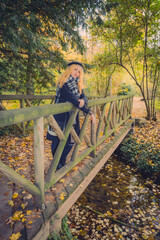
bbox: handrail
[0,93,134,208]
[0,94,103,100]
[0,94,55,100]
[0,94,133,127]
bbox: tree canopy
[89,0,160,119]
[0,0,106,94]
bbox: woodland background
[0,1,160,239]
[0,0,160,118]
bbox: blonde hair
[57,64,84,94]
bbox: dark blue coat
[46,80,91,142]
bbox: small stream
[67,156,160,239]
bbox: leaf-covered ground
[67,157,160,240]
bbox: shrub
[117,83,132,96]
[116,135,160,182]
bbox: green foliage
[0,0,105,94]
[90,0,160,119]
[116,136,160,183]
[117,83,132,96]
[49,216,76,240]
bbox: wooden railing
[0,94,55,109]
[0,95,55,133]
[0,94,134,208]
[0,94,100,133]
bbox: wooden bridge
[0,94,134,240]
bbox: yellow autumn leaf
[21,203,27,209]
[28,221,33,224]
[21,204,25,209]
[22,218,26,222]
[59,192,66,200]
[9,232,21,240]
[73,167,78,171]
[12,192,18,199]
[8,200,14,207]
[26,210,32,215]
[107,211,112,216]
[142,235,148,240]
[17,167,23,170]
[59,178,65,183]
[20,213,25,218]
[12,211,23,221]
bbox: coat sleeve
[80,90,88,106]
[60,83,91,114]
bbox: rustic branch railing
[0,94,55,108]
[0,94,134,208]
[0,94,101,133]
[0,95,56,133]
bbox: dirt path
[132,96,147,118]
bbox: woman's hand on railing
[78,99,85,108]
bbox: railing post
[91,106,96,157]
[34,117,45,208]
[20,99,25,134]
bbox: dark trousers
[51,137,73,170]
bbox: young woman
[47,61,95,170]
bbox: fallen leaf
[59,192,66,200]
[59,178,65,183]
[22,218,26,222]
[26,210,32,215]
[9,232,21,240]
[8,200,14,207]
[21,203,28,209]
[12,211,23,221]
[12,192,18,199]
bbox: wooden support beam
[96,103,108,140]
[34,117,45,207]
[45,110,78,184]
[46,115,65,141]
[70,127,81,144]
[0,161,41,197]
[96,105,102,121]
[91,106,97,157]
[20,99,25,134]
[0,101,6,111]
[70,114,90,163]
[25,99,32,107]
[104,101,114,135]
[84,134,92,147]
